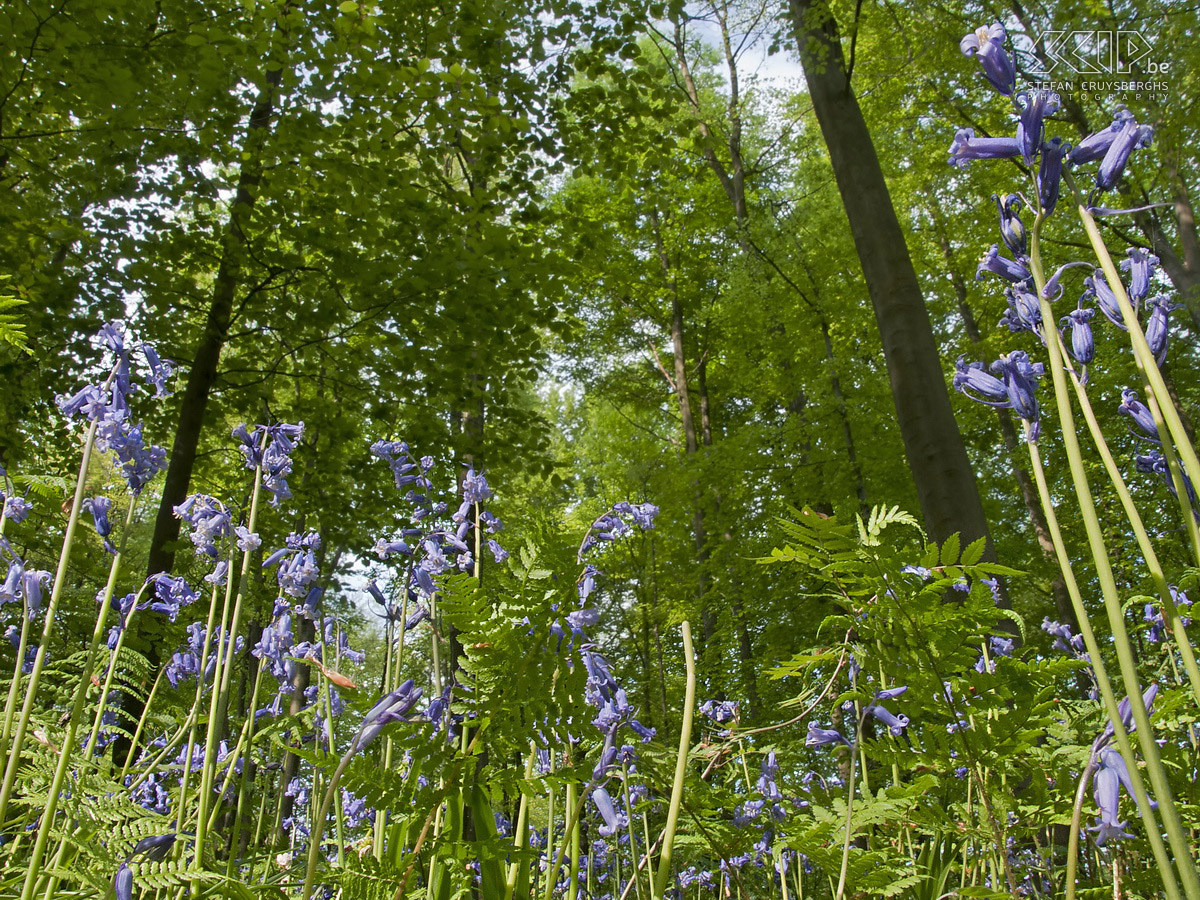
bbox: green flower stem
[302,738,359,900]
[0,417,98,827]
[119,666,167,783]
[1024,425,1180,900]
[0,592,35,750]
[1030,212,1200,898]
[224,658,269,879]
[1071,175,1200,499]
[1066,752,1101,900]
[621,761,647,900]
[503,745,536,900]
[1059,358,1200,709]
[193,459,264,889]
[84,577,153,758]
[19,493,136,900]
[652,619,696,900]
[542,773,590,900]
[834,712,862,900]
[566,772,581,900]
[1145,390,1200,567]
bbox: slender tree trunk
[787,0,995,555]
[146,62,284,578]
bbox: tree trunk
[787,0,995,555]
[146,62,284,578]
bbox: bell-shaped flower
[82,496,117,555]
[999,283,1043,335]
[1060,307,1096,365]
[1143,296,1177,364]
[1096,117,1153,191]
[1016,90,1060,165]
[1038,138,1070,215]
[976,245,1031,283]
[355,680,423,751]
[1120,248,1159,303]
[948,129,1021,168]
[114,862,133,900]
[1084,272,1128,330]
[806,723,849,747]
[1118,389,1161,443]
[959,24,1015,96]
[591,787,628,837]
[992,194,1027,257]
[1069,108,1134,165]
[865,702,909,736]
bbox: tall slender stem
[652,620,695,899]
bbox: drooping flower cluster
[56,321,170,496]
[233,422,304,506]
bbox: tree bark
[146,61,284,578]
[787,0,995,554]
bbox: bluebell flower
[139,344,174,398]
[2,495,32,524]
[1038,137,1069,215]
[1084,272,1128,330]
[866,702,909,735]
[1136,451,1197,508]
[1059,306,1095,365]
[1041,261,1092,301]
[992,194,1027,257]
[173,495,231,560]
[1016,91,1060,166]
[993,351,1043,433]
[948,129,1021,168]
[1096,116,1153,191]
[461,466,492,505]
[806,723,849,747]
[591,787,628,837]
[976,245,1031,284]
[234,526,261,552]
[1118,389,1161,443]
[234,422,304,506]
[148,573,197,622]
[82,496,117,555]
[1143,296,1177,364]
[130,833,177,861]
[1069,108,1135,165]
[114,862,133,900]
[1120,249,1159,303]
[486,539,508,563]
[953,356,1009,406]
[1089,749,1135,845]
[356,680,423,750]
[699,699,738,724]
[959,24,1016,96]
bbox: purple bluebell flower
[1038,137,1069,215]
[486,539,508,563]
[1120,249,1159,303]
[699,699,738,724]
[139,344,174,398]
[130,833,177,861]
[265,532,322,598]
[1060,306,1096,365]
[356,680,423,750]
[114,862,133,900]
[977,245,1031,284]
[992,351,1044,434]
[591,787,627,837]
[952,356,1009,406]
[992,194,1027,257]
[234,423,303,506]
[1137,451,1197,508]
[959,24,1015,96]
[173,495,231,560]
[234,526,261,552]
[948,129,1020,169]
[82,496,117,555]
[1069,108,1134,165]
[1085,272,1128,329]
[148,573,197,622]
[1096,117,1153,191]
[1041,261,1093,300]
[1016,91,1060,166]
[1118,388,1161,443]
[1101,684,1159,741]
[866,702,909,735]
[461,466,492,505]
[2,495,32,524]
[1143,296,1177,364]
[806,723,849,747]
